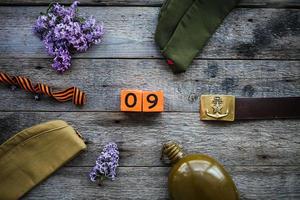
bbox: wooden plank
[0,59,299,112]
[1,0,299,7]
[0,7,299,59]
[1,112,299,167]
[22,166,300,199]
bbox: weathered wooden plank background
[0,8,299,59]
[0,0,299,199]
[1,0,300,7]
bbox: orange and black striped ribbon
[0,72,86,106]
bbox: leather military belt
[200,95,300,122]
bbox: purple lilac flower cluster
[89,142,119,184]
[33,1,104,73]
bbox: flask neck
[161,142,184,164]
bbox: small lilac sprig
[33,1,104,73]
[89,142,119,185]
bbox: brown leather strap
[236,97,300,120]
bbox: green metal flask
[161,142,239,200]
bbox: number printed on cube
[142,91,164,112]
[120,90,143,112]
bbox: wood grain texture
[0,2,299,199]
[1,0,299,7]
[22,166,300,199]
[0,59,299,111]
[1,112,299,167]
[0,7,299,59]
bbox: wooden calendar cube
[142,91,164,112]
[120,90,143,112]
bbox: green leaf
[46,2,55,14]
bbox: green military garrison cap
[155,0,239,73]
[0,120,86,199]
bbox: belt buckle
[200,95,235,121]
